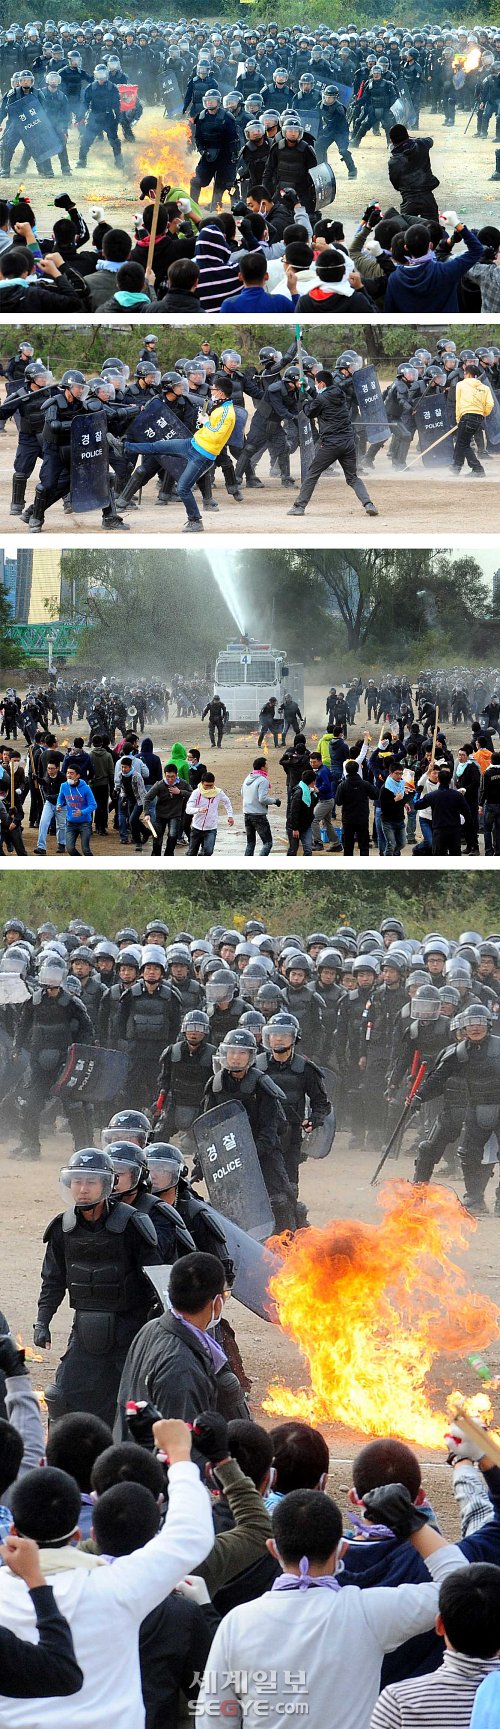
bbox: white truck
[214,639,305,731]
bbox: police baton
[464,101,478,134]
[370,1062,426,1185]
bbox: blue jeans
[484,802,500,856]
[65,821,92,856]
[287,823,313,856]
[381,819,406,856]
[188,827,217,855]
[374,806,387,856]
[413,816,433,855]
[125,436,211,521]
[37,799,66,852]
[118,800,143,846]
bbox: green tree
[0,586,22,669]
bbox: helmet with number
[141,945,167,973]
[181,1009,210,1037]
[60,1147,114,1210]
[147,1143,184,1195]
[413,984,441,1023]
[102,1109,151,1151]
[215,1027,257,1069]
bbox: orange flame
[16,1332,43,1364]
[263,1183,500,1449]
[138,121,222,206]
[452,47,481,72]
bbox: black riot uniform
[35,1177,160,1426]
[203,1061,295,1231]
[117,978,183,1107]
[418,1022,500,1212]
[155,1032,217,1135]
[0,374,57,518]
[12,981,95,1158]
[258,1043,329,1189]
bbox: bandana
[298,779,312,807]
[384,775,404,795]
[272,1555,343,1592]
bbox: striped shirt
[370,1652,500,1729]
[194,224,242,311]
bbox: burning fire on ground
[264,1183,500,1449]
[138,121,223,205]
[452,47,481,73]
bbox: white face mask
[207,1298,222,1331]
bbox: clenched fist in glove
[191,1412,230,1466]
[33,1323,51,1350]
[0,1334,26,1377]
[362,1483,429,1541]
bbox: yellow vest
[192,401,236,457]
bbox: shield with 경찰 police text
[70,411,111,511]
[52,1043,129,1102]
[486,391,500,449]
[415,394,454,465]
[126,396,190,478]
[352,366,390,444]
[193,1100,275,1240]
[6,95,62,162]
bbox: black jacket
[305,381,355,444]
[0,1589,83,1700]
[388,137,439,209]
[114,1310,248,1437]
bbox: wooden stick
[146,175,163,275]
[407,424,458,468]
[10,757,15,810]
[430,706,440,768]
[452,1404,500,1468]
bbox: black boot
[28,489,47,534]
[115,470,144,510]
[342,150,357,177]
[490,148,500,180]
[10,474,27,516]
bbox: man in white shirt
[195,1485,468,1729]
[186,771,234,856]
[0,1417,213,1729]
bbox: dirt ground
[0,421,499,538]
[4,1121,499,1532]
[7,101,500,240]
[9,692,494,860]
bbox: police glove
[33,1323,51,1349]
[192,1411,230,1465]
[362,1483,428,1540]
[0,1334,26,1377]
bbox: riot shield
[309,162,336,209]
[210,1209,282,1320]
[70,411,111,511]
[486,393,500,449]
[335,81,353,108]
[298,409,315,479]
[9,97,61,164]
[126,397,187,477]
[52,1044,128,1103]
[305,1106,336,1160]
[415,395,454,466]
[193,1101,275,1240]
[353,366,390,444]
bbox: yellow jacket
[456,378,494,420]
[318,731,335,765]
[192,401,236,458]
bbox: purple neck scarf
[347,1513,397,1542]
[169,1304,227,1375]
[272,1556,342,1593]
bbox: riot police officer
[117,944,183,1108]
[33,1146,160,1425]
[11,955,95,1160]
[77,62,122,168]
[106,1138,195,1261]
[0,359,56,520]
[258,1011,330,1214]
[154,1008,216,1141]
[418,1002,500,1213]
[202,1026,296,1231]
